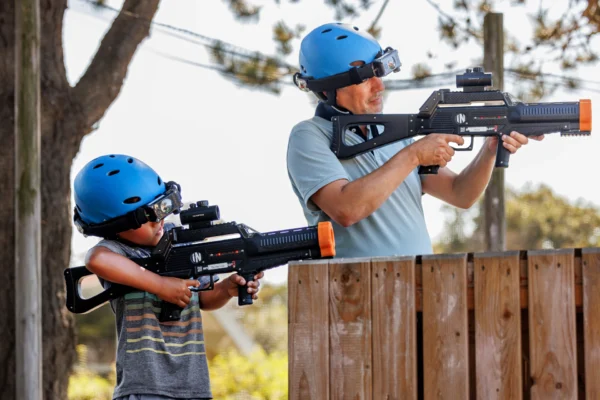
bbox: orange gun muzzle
[317,221,336,258]
[580,99,592,132]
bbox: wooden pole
[15,0,42,398]
[483,12,506,252]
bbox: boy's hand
[226,272,265,300]
[156,277,200,308]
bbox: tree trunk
[0,0,17,396]
[0,1,160,398]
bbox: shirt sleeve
[287,125,349,212]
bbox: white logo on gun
[190,252,203,264]
[455,113,466,124]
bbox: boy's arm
[199,272,264,311]
[86,246,200,308]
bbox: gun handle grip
[495,141,511,168]
[418,165,440,174]
[158,302,184,322]
[237,273,255,306]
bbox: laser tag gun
[331,67,592,174]
[64,201,336,322]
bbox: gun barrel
[248,221,336,258]
[511,99,592,133]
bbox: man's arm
[86,246,199,308]
[422,132,544,208]
[312,134,464,226]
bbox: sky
[65,0,600,284]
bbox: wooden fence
[288,248,600,400]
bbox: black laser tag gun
[331,67,592,174]
[64,201,336,322]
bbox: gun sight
[179,201,220,227]
[456,67,492,91]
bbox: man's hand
[156,277,200,308]
[411,134,465,168]
[486,131,545,154]
[226,271,265,300]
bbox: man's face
[335,75,385,115]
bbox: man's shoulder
[290,116,333,145]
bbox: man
[287,22,542,258]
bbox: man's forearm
[199,279,233,311]
[318,145,420,226]
[452,139,497,206]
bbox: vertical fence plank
[527,249,577,399]
[422,254,469,399]
[582,248,600,399]
[329,258,372,400]
[289,260,330,400]
[474,251,522,399]
[371,257,417,400]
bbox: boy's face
[118,220,165,247]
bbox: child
[73,154,263,399]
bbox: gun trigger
[453,135,473,151]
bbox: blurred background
[8,0,600,398]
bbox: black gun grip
[237,272,255,306]
[159,302,184,322]
[495,141,511,168]
[418,165,440,174]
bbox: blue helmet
[74,154,166,225]
[299,23,382,80]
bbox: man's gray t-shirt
[287,115,433,258]
[93,223,214,399]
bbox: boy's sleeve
[287,127,349,212]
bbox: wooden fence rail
[288,248,600,400]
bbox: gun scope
[179,201,220,226]
[456,67,492,90]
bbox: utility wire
[72,0,600,94]
[74,0,296,70]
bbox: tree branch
[71,0,160,133]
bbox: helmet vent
[93,163,104,169]
[321,28,332,33]
[108,170,120,176]
[157,177,162,186]
[336,35,348,40]
[123,196,141,204]
[127,158,134,163]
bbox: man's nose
[372,76,385,91]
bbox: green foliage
[216,0,598,100]
[68,345,115,400]
[437,0,600,100]
[68,373,113,400]
[239,283,288,353]
[209,348,288,400]
[434,183,600,253]
[213,0,380,91]
[75,303,115,342]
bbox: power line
[73,0,296,71]
[147,49,294,87]
[72,0,600,95]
